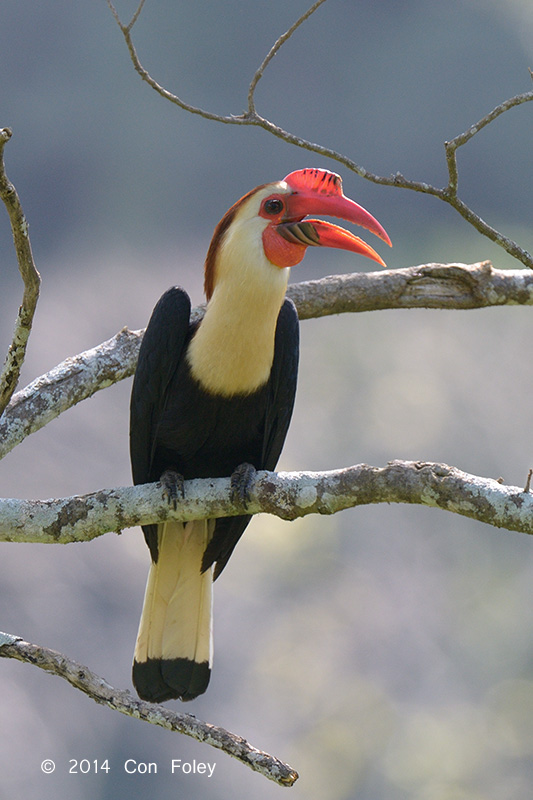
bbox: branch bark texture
[0,327,142,461]
[0,633,298,787]
[1,462,532,545]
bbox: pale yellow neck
[187,251,289,397]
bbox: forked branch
[107,1,533,268]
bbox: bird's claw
[230,462,257,505]
[160,469,185,511]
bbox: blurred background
[0,1,533,798]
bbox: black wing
[205,298,300,579]
[130,287,192,557]
[261,298,299,470]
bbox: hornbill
[130,168,391,703]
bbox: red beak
[277,168,391,267]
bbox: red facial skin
[260,168,391,269]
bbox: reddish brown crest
[203,185,266,301]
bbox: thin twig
[0,128,41,415]
[445,91,533,168]
[106,0,244,124]
[441,90,533,264]
[106,0,146,33]
[2,461,533,545]
[2,261,533,461]
[127,0,146,32]
[246,0,328,114]
[0,633,298,786]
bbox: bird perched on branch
[129,168,391,703]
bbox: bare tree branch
[107,2,533,268]
[0,632,298,787]
[0,128,41,415]
[286,261,533,317]
[106,0,254,125]
[3,458,527,782]
[0,327,142,462]
[107,0,328,125]
[2,462,533,545]
[444,91,533,181]
[439,91,533,265]
[1,260,532,461]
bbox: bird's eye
[263,198,284,215]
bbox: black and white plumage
[129,169,390,703]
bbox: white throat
[187,207,290,397]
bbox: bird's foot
[160,469,185,511]
[230,462,257,505]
